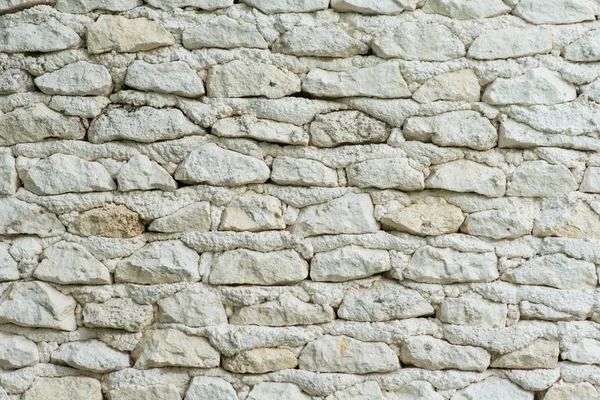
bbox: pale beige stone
[413,70,480,103]
[22,377,102,400]
[222,348,298,373]
[220,192,285,232]
[230,295,335,326]
[68,205,144,238]
[381,197,464,236]
[491,339,559,369]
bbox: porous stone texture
[0,1,599,399]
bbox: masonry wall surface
[1,0,600,398]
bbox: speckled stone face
[1,0,599,398]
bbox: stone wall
[1,0,600,398]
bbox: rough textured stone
[422,0,511,18]
[565,29,600,62]
[425,160,506,197]
[209,249,308,285]
[87,15,174,54]
[35,61,112,96]
[83,298,154,332]
[117,154,177,191]
[182,15,267,49]
[0,281,77,331]
[231,295,334,326]
[0,332,39,369]
[382,197,464,236]
[273,26,368,57]
[69,205,144,238]
[562,338,600,364]
[404,110,497,150]
[490,339,559,369]
[544,382,600,400]
[0,103,85,145]
[132,329,220,369]
[413,69,481,103]
[468,27,552,60]
[56,0,140,12]
[244,0,328,13]
[303,62,411,99]
[89,106,201,143]
[513,0,595,24]
[24,154,116,195]
[175,143,270,185]
[145,0,232,10]
[157,284,227,326]
[0,68,31,94]
[507,161,578,197]
[213,116,309,145]
[0,242,19,281]
[51,339,130,372]
[185,377,237,400]
[332,0,416,14]
[451,377,534,400]
[581,167,600,193]
[0,197,64,237]
[372,23,465,61]
[34,241,111,285]
[346,157,424,190]
[271,156,338,187]
[21,377,102,400]
[310,111,390,147]
[310,245,390,282]
[115,240,200,284]
[247,383,311,400]
[438,297,507,327]
[222,347,298,373]
[0,18,80,53]
[108,385,181,400]
[124,61,204,97]
[394,381,444,400]
[400,336,490,371]
[220,192,285,232]
[148,202,211,232]
[461,209,533,239]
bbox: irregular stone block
[56,0,140,12]
[468,27,552,60]
[148,202,212,233]
[0,0,54,14]
[34,61,112,96]
[310,245,390,282]
[461,209,533,239]
[299,335,399,373]
[33,241,111,285]
[326,381,386,400]
[0,197,64,237]
[49,95,111,118]
[69,205,144,238]
[332,0,416,14]
[0,281,77,331]
[0,69,31,94]
[182,15,267,49]
[108,385,181,400]
[413,69,480,103]
[273,26,368,57]
[0,243,19,281]
[271,157,338,187]
[0,332,39,369]
[381,197,464,236]
[83,298,153,332]
[175,143,270,185]
[220,192,285,232]
[544,382,600,400]
[222,348,298,373]
[400,336,490,371]
[124,61,204,97]
[117,154,177,191]
[115,240,200,284]
[185,377,237,400]
[230,295,335,326]
[145,0,231,10]
[209,249,308,285]
[507,160,578,197]
[425,160,506,197]
[291,193,380,237]
[490,339,559,369]
[422,0,511,19]
[51,340,130,372]
[21,377,102,400]
[372,23,465,61]
[395,381,444,400]
[513,0,595,24]
[581,167,600,193]
[244,0,329,13]
[437,297,507,327]
[132,329,220,369]
[0,18,80,53]
[87,15,174,54]
[302,62,411,99]
[212,116,309,145]
[310,110,390,147]
[347,157,424,190]
[248,383,311,400]
[562,338,600,364]
[450,377,533,400]
[157,284,227,326]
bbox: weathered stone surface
[87,15,174,54]
[0,0,53,14]
[562,338,600,364]
[338,281,434,321]
[108,385,181,400]
[271,157,338,187]
[310,111,389,147]
[565,29,600,62]
[581,167,600,193]
[48,95,111,118]
[0,69,31,94]
[89,106,201,143]
[400,336,490,371]
[461,209,533,239]
[544,382,600,400]
[117,154,177,191]
[115,240,200,284]
[0,242,19,281]
[332,0,416,14]
[395,381,444,400]
[231,295,334,326]
[175,143,270,185]
[404,110,497,150]
[33,241,111,285]
[534,200,600,239]
[157,285,227,326]
[182,15,267,50]
[299,335,399,373]
[483,68,576,105]
[24,154,116,195]
[213,116,309,145]
[21,377,102,400]
[507,161,578,197]
[451,377,534,400]
[405,246,498,283]
[244,0,328,13]
[132,329,220,369]
[0,197,64,237]
[69,205,144,238]
[372,23,465,61]
[513,0,595,24]
[382,197,464,236]
[0,281,77,331]
[148,202,211,232]
[505,369,560,392]
[0,332,39,369]
[145,0,231,10]
[209,249,308,285]
[413,70,480,103]
[247,383,311,400]
[83,298,154,332]
[425,160,506,197]
[310,245,390,282]
[438,297,507,327]
[502,254,597,290]
[51,339,130,372]
[124,61,204,97]
[490,339,559,369]
[185,377,237,400]
[303,62,411,99]
[468,27,552,60]
[56,0,140,12]
[0,103,85,145]
[35,61,112,96]
[422,0,511,19]
[220,192,285,232]
[347,157,424,190]
[291,193,380,237]
[207,60,300,99]
[0,18,80,53]
[222,347,298,373]
[273,26,368,57]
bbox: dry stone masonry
[2,0,600,399]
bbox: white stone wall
[1,0,600,398]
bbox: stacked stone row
[2,0,600,399]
